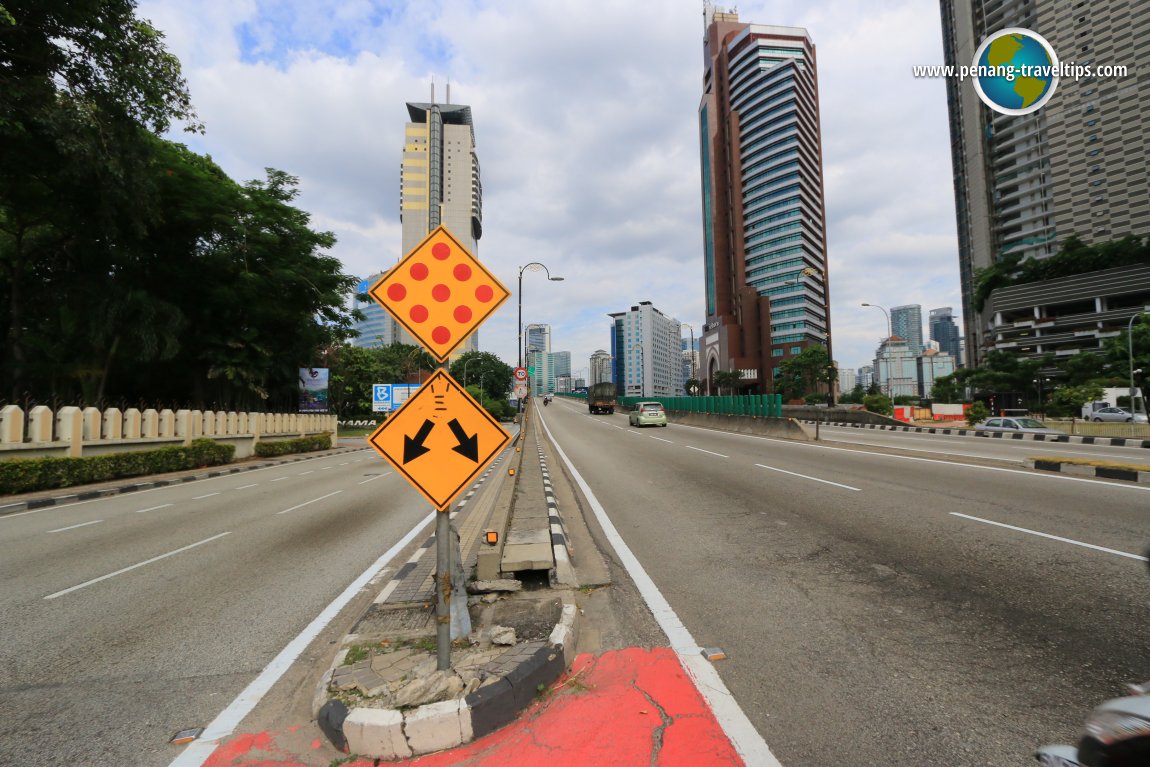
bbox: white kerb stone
[343,707,411,760]
[404,698,465,755]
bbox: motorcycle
[1035,552,1150,766]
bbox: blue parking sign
[373,384,392,412]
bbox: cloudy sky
[138,0,962,377]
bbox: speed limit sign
[514,367,528,381]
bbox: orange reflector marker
[485,530,499,545]
[508,468,515,476]
[701,647,727,662]
[170,727,204,745]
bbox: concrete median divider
[670,412,814,440]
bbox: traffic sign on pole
[513,367,527,382]
[367,226,509,362]
[367,370,509,510]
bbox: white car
[975,417,1064,435]
[1088,407,1148,423]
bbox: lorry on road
[588,382,617,415]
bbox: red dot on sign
[410,305,429,323]
[453,264,472,281]
[432,284,451,302]
[454,305,473,323]
[432,243,451,260]
[387,284,406,302]
[432,326,451,345]
[410,262,429,280]
[475,285,494,302]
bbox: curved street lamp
[862,303,892,396]
[517,263,564,411]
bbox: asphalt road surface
[539,398,1150,767]
[0,448,432,767]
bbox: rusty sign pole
[434,361,451,671]
[365,226,510,674]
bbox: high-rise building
[399,93,483,356]
[590,350,612,385]
[929,307,962,364]
[350,274,397,348]
[525,324,550,356]
[838,367,857,393]
[699,8,831,396]
[891,305,924,355]
[941,0,1150,365]
[609,302,686,398]
[528,349,569,396]
[875,337,918,398]
[918,349,957,399]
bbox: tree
[775,346,834,401]
[711,370,743,396]
[0,0,200,398]
[1047,384,1104,418]
[448,351,513,404]
[863,393,892,416]
[839,383,866,404]
[965,402,989,427]
[930,374,963,404]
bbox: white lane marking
[754,463,861,491]
[538,415,781,766]
[44,532,232,600]
[667,422,1150,493]
[167,512,437,767]
[339,462,350,466]
[275,490,343,515]
[358,472,393,485]
[235,484,259,490]
[135,504,174,514]
[686,445,728,458]
[47,520,103,533]
[822,426,1146,461]
[320,466,335,471]
[651,436,674,443]
[192,493,220,500]
[950,513,1149,562]
[269,477,289,482]
[299,470,314,476]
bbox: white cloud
[140,0,965,376]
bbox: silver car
[1088,407,1148,423]
[975,416,1064,435]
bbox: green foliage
[965,402,989,426]
[325,343,437,416]
[0,438,234,494]
[930,374,963,404]
[711,370,743,396]
[1046,384,1105,418]
[863,394,892,416]
[775,346,834,401]
[0,3,357,408]
[838,383,866,404]
[253,432,332,458]
[973,235,1150,312]
[448,351,513,404]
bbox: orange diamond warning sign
[367,369,510,510]
[369,227,510,362]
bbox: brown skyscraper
[698,9,831,396]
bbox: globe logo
[971,28,1059,116]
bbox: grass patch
[342,644,370,665]
[1030,456,1150,473]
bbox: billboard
[299,367,330,412]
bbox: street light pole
[1128,310,1148,414]
[517,263,564,413]
[862,303,892,395]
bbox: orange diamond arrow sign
[366,370,510,510]
[369,226,510,362]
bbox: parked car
[1088,406,1148,423]
[628,401,668,427]
[975,416,1064,435]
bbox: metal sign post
[366,226,510,670]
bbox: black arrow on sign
[448,418,479,462]
[404,419,435,463]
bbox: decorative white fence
[0,405,338,460]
